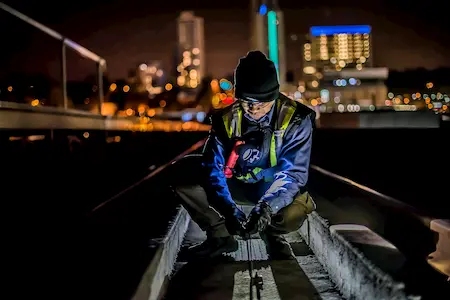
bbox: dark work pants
[175,179,315,238]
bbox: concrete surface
[299,209,419,300]
[428,219,450,278]
[134,197,437,300]
[164,220,342,300]
[132,207,191,300]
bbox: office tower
[176,11,205,90]
[301,25,388,110]
[305,25,372,72]
[250,0,286,85]
[302,25,374,91]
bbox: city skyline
[1,0,450,81]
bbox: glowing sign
[268,11,279,77]
[182,112,193,122]
[196,112,206,122]
[320,89,330,103]
[223,97,234,105]
[219,79,232,91]
[259,4,267,15]
[310,25,371,36]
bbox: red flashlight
[223,140,244,178]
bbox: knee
[295,191,316,215]
[173,184,201,199]
[271,192,315,233]
[271,208,308,233]
[173,184,209,206]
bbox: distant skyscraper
[302,25,375,96]
[304,25,372,73]
[176,11,204,90]
[250,0,286,85]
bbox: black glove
[224,205,246,236]
[245,201,272,234]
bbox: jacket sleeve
[202,114,236,209]
[260,113,314,213]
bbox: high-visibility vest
[222,97,298,183]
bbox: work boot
[187,235,238,259]
[260,232,294,260]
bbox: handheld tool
[245,233,264,299]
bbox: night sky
[1,0,449,80]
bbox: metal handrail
[0,100,104,117]
[0,2,106,112]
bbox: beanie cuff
[236,86,280,102]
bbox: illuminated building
[306,25,372,72]
[302,67,389,112]
[300,25,389,111]
[135,62,165,96]
[176,11,204,90]
[250,0,286,85]
[303,25,372,88]
[319,68,388,111]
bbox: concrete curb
[131,206,423,300]
[427,219,450,279]
[132,206,191,300]
[299,212,419,300]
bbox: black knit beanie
[234,51,280,102]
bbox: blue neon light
[259,4,267,15]
[310,25,371,36]
[196,112,206,122]
[219,80,232,91]
[182,112,193,122]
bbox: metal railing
[0,2,106,113]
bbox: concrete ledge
[428,219,450,279]
[299,212,419,300]
[132,206,191,300]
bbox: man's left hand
[245,201,272,234]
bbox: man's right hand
[224,205,246,236]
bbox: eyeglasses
[239,99,272,110]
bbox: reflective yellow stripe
[236,108,242,136]
[223,106,243,138]
[236,167,263,182]
[270,134,277,167]
[269,100,297,167]
[223,114,232,138]
[281,101,297,131]
[269,101,282,167]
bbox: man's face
[239,99,275,120]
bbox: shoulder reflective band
[223,105,242,138]
[223,99,296,168]
[270,100,296,166]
